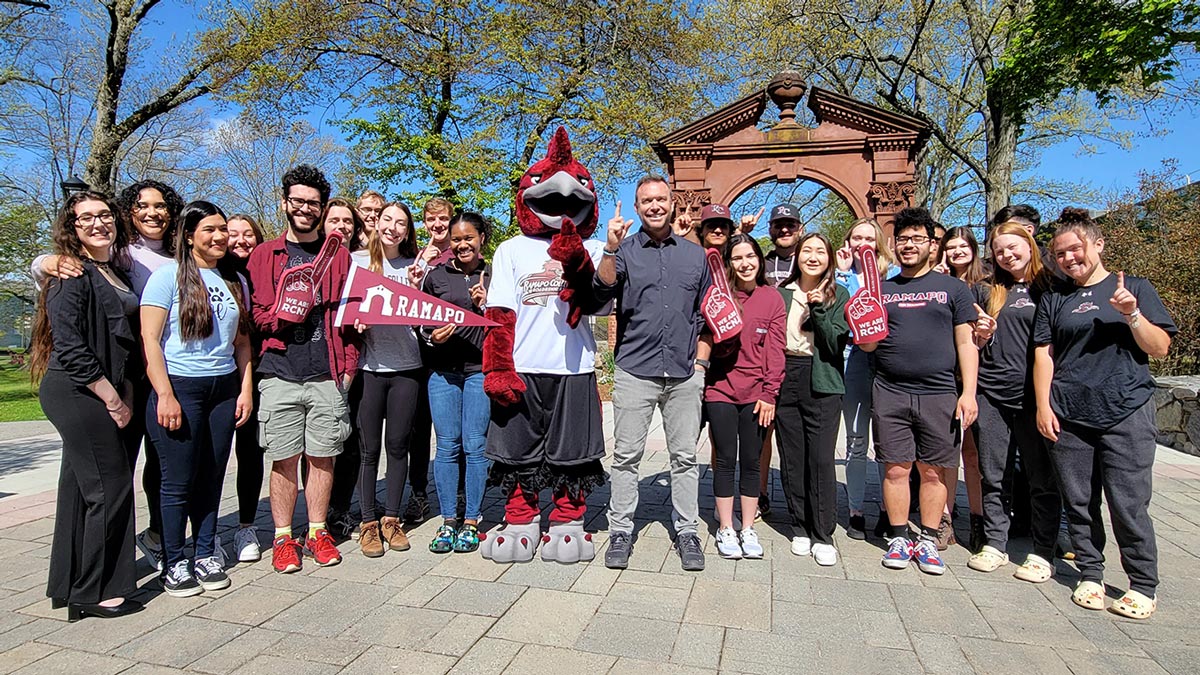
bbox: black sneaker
[403,492,430,524]
[604,531,633,569]
[674,532,706,571]
[872,513,891,539]
[757,494,772,520]
[162,560,203,598]
[327,509,359,540]
[194,556,230,591]
[847,514,866,540]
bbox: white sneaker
[234,527,261,562]
[740,528,764,559]
[715,527,743,559]
[791,536,812,556]
[812,542,838,566]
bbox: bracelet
[1123,308,1142,319]
[603,247,619,256]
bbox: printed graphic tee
[487,235,605,375]
[257,239,331,382]
[141,262,246,377]
[874,271,977,395]
[974,282,1040,407]
[351,251,423,373]
[1033,272,1176,429]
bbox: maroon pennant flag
[702,247,744,343]
[272,231,344,323]
[335,264,497,328]
[845,245,889,344]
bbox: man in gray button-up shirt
[593,175,712,572]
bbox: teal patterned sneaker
[453,524,480,553]
[430,523,456,554]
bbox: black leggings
[705,401,764,499]
[408,370,432,494]
[357,370,421,519]
[233,383,263,525]
[329,375,363,515]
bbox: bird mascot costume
[479,126,607,564]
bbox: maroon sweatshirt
[704,285,786,405]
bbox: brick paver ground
[1,407,1199,674]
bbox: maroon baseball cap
[699,203,733,226]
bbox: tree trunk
[983,93,1018,224]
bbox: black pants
[328,375,362,516]
[133,377,163,535]
[705,401,763,499]
[975,394,1060,558]
[357,370,421,519]
[233,380,263,524]
[408,369,432,495]
[775,356,842,545]
[1051,399,1159,596]
[146,373,239,568]
[41,370,138,604]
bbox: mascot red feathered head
[515,127,598,238]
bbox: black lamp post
[60,175,89,200]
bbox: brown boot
[936,514,956,551]
[381,518,411,552]
[360,521,385,558]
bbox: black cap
[769,203,799,223]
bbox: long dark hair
[724,233,768,289]
[175,201,249,341]
[781,232,836,299]
[368,201,419,273]
[941,226,985,286]
[117,179,184,256]
[31,191,131,381]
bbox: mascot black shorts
[486,371,605,467]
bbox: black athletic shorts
[871,381,960,468]
[485,371,605,466]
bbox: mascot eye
[577,175,590,188]
[529,174,542,185]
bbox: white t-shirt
[488,235,605,375]
[350,251,423,373]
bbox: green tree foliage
[993,0,1200,122]
[1096,160,1200,375]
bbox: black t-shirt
[764,249,793,288]
[875,271,977,395]
[974,282,1040,407]
[257,239,331,383]
[1032,272,1176,429]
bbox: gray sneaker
[675,532,705,571]
[604,531,633,569]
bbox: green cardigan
[778,283,850,395]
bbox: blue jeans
[146,372,240,568]
[428,371,491,521]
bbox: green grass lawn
[0,361,45,422]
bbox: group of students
[31,165,1174,624]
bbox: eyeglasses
[286,196,324,211]
[75,211,115,228]
[357,206,382,216]
[895,235,930,245]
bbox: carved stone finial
[768,71,807,126]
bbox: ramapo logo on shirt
[1071,301,1100,314]
[519,260,566,306]
[1010,297,1034,309]
[881,290,947,308]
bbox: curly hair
[1053,207,1102,244]
[893,207,937,239]
[117,179,184,255]
[282,164,331,204]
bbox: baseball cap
[699,203,733,226]
[769,203,800,223]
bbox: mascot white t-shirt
[488,236,606,375]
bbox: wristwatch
[1127,307,1142,328]
[694,358,710,370]
[603,247,619,256]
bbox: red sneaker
[305,529,343,567]
[272,535,302,574]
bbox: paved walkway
[1,408,1199,674]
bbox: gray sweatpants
[1050,399,1159,596]
[608,367,704,537]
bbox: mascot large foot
[480,522,541,563]
[540,519,594,564]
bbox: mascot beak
[522,172,595,230]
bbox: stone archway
[653,72,930,235]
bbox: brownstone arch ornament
[653,72,931,236]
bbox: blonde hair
[843,217,893,275]
[423,197,453,217]
[985,221,1046,317]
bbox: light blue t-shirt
[141,262,245,377]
